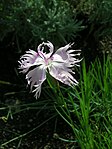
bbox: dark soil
[0,103,78,149]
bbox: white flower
[18,41,81,98]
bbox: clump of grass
[53,56,112,149]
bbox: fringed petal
[18,49,39,73]
[55,43,81,69]
[37,41,54,57]
[26,67,46,98]
[55,43,72,60]
[49,65,78,86]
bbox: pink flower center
[45,56,54,66]
[38,51,54,66]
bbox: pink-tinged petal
[21,49,39,64]
[43,41,54,54]
[37,41,54,58]
[54,43,81,68]
[49,65,78,86]
[18,60,33,73]
[18,49,46,74]
[26,67,46,98]
[32,83,43,99]
[55,43,73,60]
[18,49,40,73]
[52,54,65,65]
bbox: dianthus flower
[18,41,81,98]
